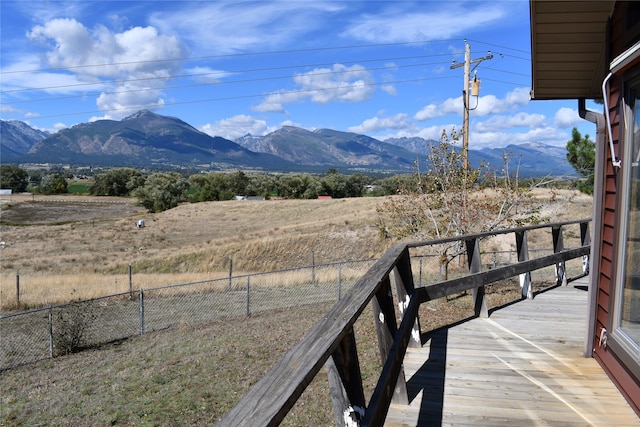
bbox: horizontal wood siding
[593,2,640,416]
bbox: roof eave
[529,0,614,101]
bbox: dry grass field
[0,195,391,310]
[0,189,594,425]
[0,190,593,311]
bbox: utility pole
[450,40,493,256]
[450,40,493,169]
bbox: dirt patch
[0,201,145,224]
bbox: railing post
[393,248,421,348]
[580,221,591,275]
[326,327,366,427]
[372,276,409,405]
[466,238,488,317]
[516,231,533,299]
[552,226,568,286]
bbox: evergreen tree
[566,127,595,195]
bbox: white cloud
[149,2,344,54]
[414,125,454,141]
[475,112,547,132]
[554,107,580,128]
[184,66,232,83]
[471,87,531,116]
[199,114,276,140]
[52,122,68,132]
[381,85,397,96]
[342,4,505,42]
[471,127,571,149]
[252,91,300,114]
[348,113,412,133]
[414,99,459,121]
[0,104,22,114]
[254,64,376,112]
[25,18,189,118]
[415,87,531,121]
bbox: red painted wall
[592,2,640,416]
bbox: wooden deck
[385,278,640,426]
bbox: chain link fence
[1,246,586,371]
[0,259,374,371]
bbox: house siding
[592,2,640,416]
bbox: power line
[3,60,453,105]
[18,76,458,121]
[1,37,532,123]
[481,77,529,87]
[1,39,458,75]
[466,38,531,55]
[1,54,453,95]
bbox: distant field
[0,194,391,310]
[0,190,592,310]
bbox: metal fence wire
[0,259,374,371]
[0,249,584,371]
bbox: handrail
[218,244,410,426]
[217,219,592,427]
[406,218,591,248]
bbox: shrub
[53,302,95,356]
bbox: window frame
[608,73,640,381]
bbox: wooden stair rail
[217,219,591,427]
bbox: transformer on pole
[450,40,493,169]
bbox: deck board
[385,278,640,426]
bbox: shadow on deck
[386,277,639,426]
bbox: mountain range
[1,110,575,177]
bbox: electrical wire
[1,37,531,123]
[1,54,453,95]
[16,76,458,121]
[466,38,531,55]
[3,60,453,105]
[1,39,459,75]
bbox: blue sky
[1,0,597,148]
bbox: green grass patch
[67,183,90,194]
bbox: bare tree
[376,128,546,279]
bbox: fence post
[228,257,233,290]
[337,263,342,301]
[128,264,133,298]
[419,256,423,287]
[139,289,145,334]
[16,273,20,307]
[311,251,316,284]
[245,276,250,317]
[48,307,54,359]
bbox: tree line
[0,165,413,212]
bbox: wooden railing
[217,219,592,427]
